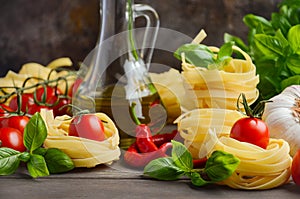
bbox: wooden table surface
[1,163,300,199]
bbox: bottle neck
[98,0,129,44]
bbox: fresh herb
[0,112,74,178]
[144,140,240,186]
[44,148,75,174]
[224,0,300,99]
[173,41,234,70]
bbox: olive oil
[94,84,167,147]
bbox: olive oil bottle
[72,0,163,149]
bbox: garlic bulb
[262,85,300,156]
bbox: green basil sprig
[173,41,234,70]
[0,112,74,178]
[224,0,300,100]
[144,140,240,186]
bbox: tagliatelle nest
[175,108,292,190]
[181,30,259,110]
[40,109,121,168]
[174,108,244,159]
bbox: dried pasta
[214,137,292,190]
[174,108,244,158]
[41,109,121,168]
[180,32,259,110]
[175,108,292,190]
[0,57,75,97]
[150,68,196,122]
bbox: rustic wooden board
[1,165,300,199]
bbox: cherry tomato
[9,93,34,112]
[69,114,105,141]
[0,127,26,152]
[230,117,269,149]
[48,96,71,116]
[35,86,62,102]
[292,149,300,186]
[0,115,29,134]
[27,104,51,115]
[68,78,83,97]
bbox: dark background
[0,0,281,77]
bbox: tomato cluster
[0,104,29,152]
[8,85,72,117]
[0,79,83,152]
[0,78,108,152]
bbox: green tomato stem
[130,102,141,125]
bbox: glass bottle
[72,0,167,148]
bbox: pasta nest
[175,108,292,190]
[40,109,121,168]
[181,45,259,110]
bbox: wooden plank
[1,165,142,179]
[1,165,300,199]
[0,176,299,199]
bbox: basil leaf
[224,33,249,53]
[27,154,49,178]
[274,29,290,53]
[285,6,300,25]
[254,34,286,57]
[286,53,300,74]
[217,42,234,60]
[281,75,300,89]
[256,60,281,99]
[33,147,47,156]
[204,150,239,182]
[279,0,300,8]
[243,14,273,33]
[174,43,215,67]
[23,112,47,153]
[208,42,234,70]
[171,140,193,171]
[190,172,208,187]
[0,148,21,175]
[18,152,31,162]
[271,12,291,36]
[144,157,184,181]
[44,148,75,174]
[287,24,300,54]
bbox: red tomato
[68,78,83,97]
[9,93,34,112]
[35,86,62,102]
[230,117,269,149]
[48,96,71,116]
[27,104,51,115]
[0,116,29,134]
[69,114,105,141]
[292,149,300,186]
[0,127,26,152]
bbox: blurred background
[0,0,281,77]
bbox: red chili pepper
[193,157,208,169]
[136,124,158,153]
[152,130,178,147]
[124,142,173,168]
